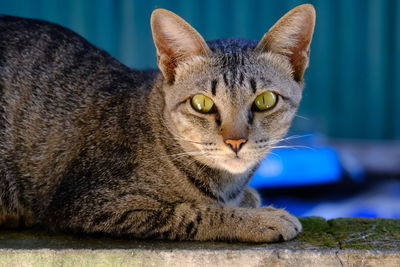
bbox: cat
[0,4,315,242]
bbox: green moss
[297,217,337,247]
[300,217,329,232]
[328,217,400,249]
[296,217,400,250]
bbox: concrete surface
[0,217,399,267]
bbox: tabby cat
[0,4,315,242]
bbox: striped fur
[0,4,315,242]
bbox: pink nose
[224,138,247,153]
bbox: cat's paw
[261,206,302,241]
[246,207,302,242]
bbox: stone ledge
[0,217,399,267]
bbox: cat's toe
[277,213,302,240]
[260,208,302,241]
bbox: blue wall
[1,0,399,139]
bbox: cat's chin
[218,157,255,174]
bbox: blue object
[250,147,343,188]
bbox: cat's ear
[256,4,316,82]
[151,9,210,83]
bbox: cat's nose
[224,138,247,153]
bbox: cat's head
[151,4,315,174]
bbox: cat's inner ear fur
[256,4,316,82]
[151,9,210,83]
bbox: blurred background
[1,0,399,219]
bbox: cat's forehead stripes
[207,42,268,96]
[222,73,229,88]
[211,79,218,96]
[201,39,300,103]
[220,53,247,90]
[239,72,244,86]
[249,79,257,94]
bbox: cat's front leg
[45,197,300,242]
[92,202,301,242]
[238,187,261,208]
[88,202,300,242]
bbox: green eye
[191,94,215,113]
[253,91,278,111]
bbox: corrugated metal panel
[1,0,399,139]
[395,0,400,138]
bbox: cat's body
[0,5,315,242]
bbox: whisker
[267,134,312,145]
[270,145,313,150]
[295,114,310,120]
